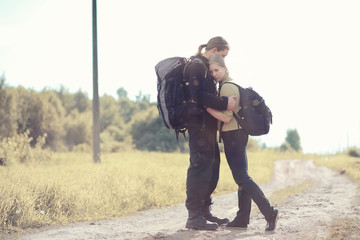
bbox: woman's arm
[206,82,239,123]
[206,107,231,123]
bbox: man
[184,36,236,230]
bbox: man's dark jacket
[184,55,228,130]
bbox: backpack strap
[218,82,242,143]
[219,121,224,143]
[175,129,187,142]
[187,57,208,82]
[183,57,207,131]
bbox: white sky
[1,0,360,154]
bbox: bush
[347,147,360,158]
[0,131,51,166]
[63,110,92,151]
[131,116,185,152]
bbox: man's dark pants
[185,126,220,213]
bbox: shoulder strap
[218,81,240,95]
[189,57,208,79]
[218,81,242,142]
[184,57,209,101]
[219,121,224,143]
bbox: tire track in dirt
[10,159,360,240]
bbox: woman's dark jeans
[222,129,275,223]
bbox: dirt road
[9,159,360,240]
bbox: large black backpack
[221,82,273,136]
[155,57,198,137]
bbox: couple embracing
[183,36,278,231]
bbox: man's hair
[195,36,229,56]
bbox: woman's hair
[209,54,230,80]
[209,54,226,68]
[195,36,229,56]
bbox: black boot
[201,205,229,226]
[226,216,248,229]
[265,209,279,231]
[185,210,219,230]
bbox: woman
[183,37,237,230]
[207,54,279,231]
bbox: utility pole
[92,0,100,163]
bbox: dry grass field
[1,150,359,240]
[1,150,298,234]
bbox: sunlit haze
[1,0,360,154]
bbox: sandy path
[9,159,360,240]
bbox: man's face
[216,49,229,58]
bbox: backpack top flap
[155,57,187,84]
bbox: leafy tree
[135,91,150,103]
[100,125,127,153]
[16,88,43,145]
[131,117,180,152]
[117,97,136,123]
[102,125,125,142]
[100,94,122,130]
[0,83,163,152]
[15,87,65,149]
[135,91,151,110]
[0,76,17,138]
[279,141,292,152]
[56,86,76,115]
[39,90,65,149]
[116,87,128,99]
[63,110,92,151]
[56,87,90,115]
[130,106,185,152]
[73,90,90,113]
[285,129,301,152]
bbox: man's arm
[188,63,232,110]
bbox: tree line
[0,75,186,153]
[0,74,302,154]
